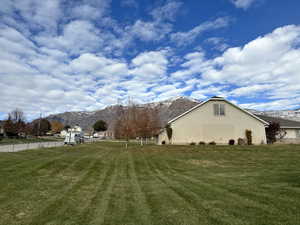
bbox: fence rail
[0,141,64,153]
[0,138,157,153]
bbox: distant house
[256,115,300,143]
[60,130,68,137]
[68,125,82,133]
[93,131,114,139]
[158,96,268,145]
[60,125,82,137]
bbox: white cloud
[70,5,102,20]
[204,25,300,85]
[64,0,111,21]
[128,20,172,42]
[230,84,273,97]
[0,25,169,119]
[6,0,62,33]
[130,50,169,81]
[240,97,300,111]
[120,1,184,44]
[190,85,229,100]
[150,0,183,22]
[156,85,193,101]
[230,0,257,9]
[152,83,181,93]
[173,25,300,109]
[35,20,103,55]
[171,51,210,80]
[170,17,231,46]
[205,37,229,52]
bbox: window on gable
[213,104,225,116]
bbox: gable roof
[255,114,300,128]
[168,97,269,125]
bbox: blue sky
[1,0,300,120]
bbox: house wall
[282,128,300,139]
[158,100,267,145]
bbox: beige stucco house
[256,115,300,144]
[158,96,268,145]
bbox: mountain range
[46,97,300,131]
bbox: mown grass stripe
[137,149,204,225]
[26,150,110,225]
[126,150,152,225]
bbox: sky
[1,0,300,120]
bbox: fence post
[12,144,14,152]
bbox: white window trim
[214,103,225,116]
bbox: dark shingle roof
[255,114,300,128]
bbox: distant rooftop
[255,114,300,128]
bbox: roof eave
[167,97,269,126]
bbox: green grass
[0,137,62,145]
[0,143,300,225]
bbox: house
[60,125,82,137]
[68,125,82,133]
[158,96,268,145]
[93,131,114,139]
[60,129,68,137]
[255,115,300,144]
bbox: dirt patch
[187,159,227,167]
[16,212,26,219]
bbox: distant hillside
[46,97,300,131]
[247,109,300,122]
[46,97,200,131]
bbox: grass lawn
[0,143,300,225]
[0,137,62,145]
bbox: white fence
[0,142,64,153]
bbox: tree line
[1,109,65,138]
[2,104,163,141]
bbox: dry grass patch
[185,159,229,168]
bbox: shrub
[245,130,252,145]
[190,142,196,145]
[266,122,281,144]
[165,124,173,144]
[209,141,216,145]
[228,139,235,145]
[161,140,166,145]
[199,141,206,145]
[238,138,246,145]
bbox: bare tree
[114,101,161,147]
[135,107,161,145]
[4,109,26,137]
[9,108,25,123]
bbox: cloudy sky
[1,0,300,120]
